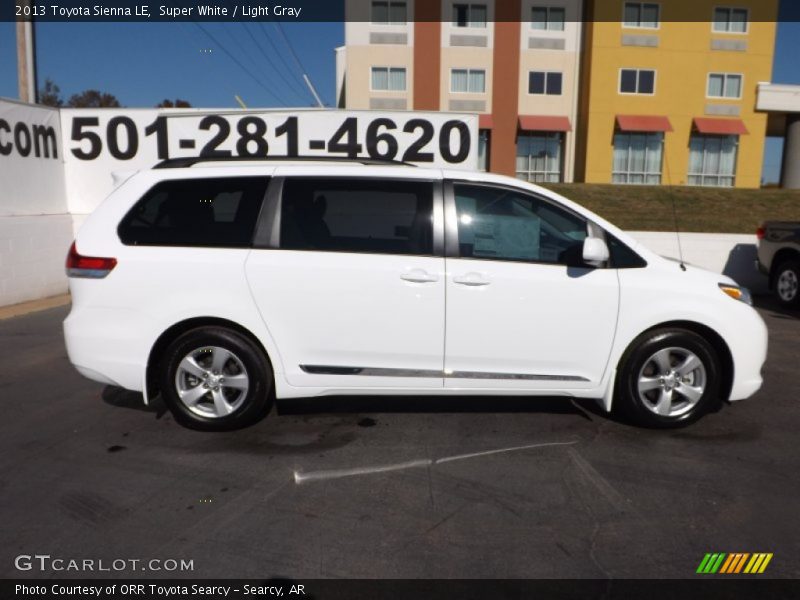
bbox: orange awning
[693,117,749,135]
[518,115,572,132]
[616,115,673,132]
[478,114,493,129]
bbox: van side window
[607,234,647,268]
[279,178,434,256]
[453,183,587,265]
[118,177,268,247]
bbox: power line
[177,22,246,105]
[272,21,326,107]
[274,21,309,77]
[256,21,311,100]
[223,23,294,106]
[241,23,309,104]
[194,22,287,107]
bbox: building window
[707,73,742,99]
[619,69,656,94]
[529,71,563,95]
[478,130,490,171]
[623,2,660,28]
[451,69,486,93]
[516,133,563,183]
[371,67,407,91]
[612,132,663,184]
[713,7,748,33]
[453,3,487,28]
[688,134,738,187]
[371,1,407,25]
[531,6,565,31]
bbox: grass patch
[540,184,800,234]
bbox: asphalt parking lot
[1,299,799,580]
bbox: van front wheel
[615,329,722,428]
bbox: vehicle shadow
[753,293,799,320]
[722,243,768,294]
[102,385,168,418]
[101,386,609,424]
[276,394,599,422]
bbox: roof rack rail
[153,156,417,169]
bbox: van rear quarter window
[118,177,269,247]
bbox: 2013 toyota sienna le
[63,159,768,431]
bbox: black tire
[615,328,722,428]
[772,259,800,308]
[159,327,273,431]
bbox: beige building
[336,0,585,181]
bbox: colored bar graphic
[697,554,713,574]
[710,553,726,573]
[758,554,773,573]
[700,552,773,574]
[719,554,735,573]
[734,553,750,573]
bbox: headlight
[719,283,753,306]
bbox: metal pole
[16,1,37,103]
[303,74,324,108]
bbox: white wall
[631,231,768,293]
[0,99,71,306]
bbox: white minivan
[64,159,768,430]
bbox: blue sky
[1,19,799,183]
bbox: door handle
[453,272,490,287]
[400,269,439,283]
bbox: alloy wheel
[174,346,250,418]
[777,269,798,302]
[637,347,707,418]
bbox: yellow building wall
[579,0,778,188]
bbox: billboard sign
[59,109,479,214]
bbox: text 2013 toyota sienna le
[63,159,768,430]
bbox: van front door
[443,182,620,391]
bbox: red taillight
[756,226,765,240]
[66,242,117,278]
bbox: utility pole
[16,0,38,103]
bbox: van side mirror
[582,237,610,267]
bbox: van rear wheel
[615,328,722,428]
[159,327,273,431]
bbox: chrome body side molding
[299,365,589,382]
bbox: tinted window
[529,71,546,94]
[547,72,563,95]
[118,177,268,247]
[279,178,434,256]
[454,184,587,265]
[638,70,655,94]
[608,234,647,268]
[620,69,638,93]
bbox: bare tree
[37,78,63,107]
[156,99,192,108]
[67,90,122,108]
